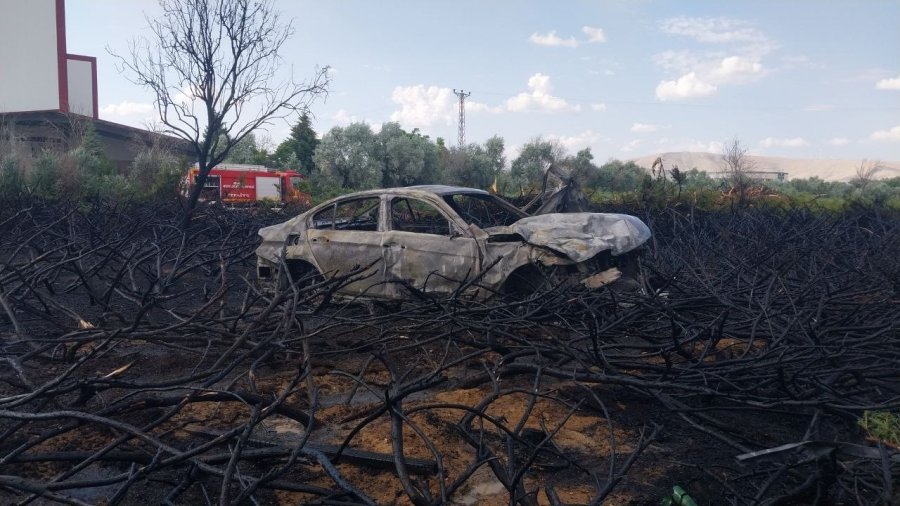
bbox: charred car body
[256,185,651,299]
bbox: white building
[0,0,188,168]
[708,171,788,182]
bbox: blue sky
[66,0,900,162]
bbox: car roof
[333,185,490,199]
[402,185,490,196]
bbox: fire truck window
[391,198,450,236]
[194,175,221,189]
[289,176,303,190]
[195,175,221,201]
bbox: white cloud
[760,137,809,148]
[333,109,358,125]
[780,54,822,70]
[654,17,773,101]
[551,130,609,152]
[590,103,607,112]
[388,77,577,128]
[875,75,900,90]
[660,16,767,44]
[389,85,456,128]
[805,104,833,112]
[653,50,704,74]
[710,56,766,83]
[529,31,578,48]
[506,73,580,113]
[169,84,206,108]
[631,123,659,133]
[621,139,642,153]
[828,137,850,146]
[657,53,765,83]
[582,26,606,43]
[466,101,503,114]
[869,126,900,142]
[100,101,154,118]
[653,54,765,100]
[655,72,717,101]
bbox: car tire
[500,264,570,299]
[280,260,326,298]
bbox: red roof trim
[56,0,69,113]
[66,54,99,119]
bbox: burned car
[256,185,651,299]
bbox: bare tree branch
[109,0,330,225]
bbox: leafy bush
[859,411,900,448]
[0,156,25,199]
[30,151,62,198]
[130,146,187,200]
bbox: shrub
[0,156,26,199]
[130,146,186,200]
[29,151,62,198]
[859,411,900,448]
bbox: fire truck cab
[186,164,310,206]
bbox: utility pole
[453,89,471,149]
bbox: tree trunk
[181,163,210,230]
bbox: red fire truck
[186,164,311,205]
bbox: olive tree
[510,137,566,190]
[112,0,329,224]
[313,123,382,191]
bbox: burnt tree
[112,0,329,225]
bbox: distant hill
[629,152,900,182]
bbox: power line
[453,89,471,148]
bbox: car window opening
[391,198,451,236]
[312,197,380,231]
[443,193,525,228]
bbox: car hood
[256,215,306,263]
[495,213,651,262]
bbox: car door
[382,196,479,296]
[306,196,387,297]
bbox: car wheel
[280,261,326,299]
[500,264,570,299]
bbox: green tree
[377,123,427,187]
[445,136,505,190]
[72,122,115,179]
[224,133,270,166]
[510,137,565,189]
[563,148,596,185]
[313,122,381,191]
[484,135,506,184]
[272,113,318,172]
[590,159,647,192]
[434,137,451,182]
[682,168,717,191]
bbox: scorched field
[0,198,898,505]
